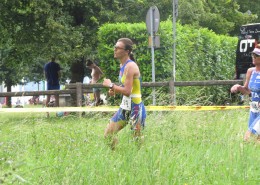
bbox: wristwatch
[109,83,114,89]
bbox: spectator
[86,59,104,106]
[44,57,61,107]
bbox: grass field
[0,109,259,184]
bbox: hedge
[97,20,238,105]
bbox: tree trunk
[70,57,86,106]
[6,83,12,108]
[70,58,85,83]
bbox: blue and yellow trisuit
[248,69,260,134]
[111,60,146,130]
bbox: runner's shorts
[111,101,146,130]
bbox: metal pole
[172,0,177,105]
[150,7,156,105]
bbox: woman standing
[86,59,104,106]
[103,38,146,149]
[231,45,260,142]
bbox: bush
[97,20,238,105]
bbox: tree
[236,0,260,23]
[177,0,258,35]
[0,0,258,107]
[0,0,88,106]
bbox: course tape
[0,106,250,113]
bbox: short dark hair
[86,59,94,66]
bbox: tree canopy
[0,0,258,89]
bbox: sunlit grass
[0,110,259,184]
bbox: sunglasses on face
[114,45,125,50]
[251,53,260,58]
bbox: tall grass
[0,110,259,184]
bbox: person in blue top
[44,57,61,107]
[103,38,146,149]
[231,45,260,142]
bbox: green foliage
[97,20,237,105]
[178,0,258,35]
[231,0,260,24]
[0,0,256,88]
[0,0,256,106]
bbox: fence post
[76,82,82,107]
[169,79,175,105]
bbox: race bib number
[120,95,131,110]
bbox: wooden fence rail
[0,80,243,106]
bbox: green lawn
[0,110,259,185]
